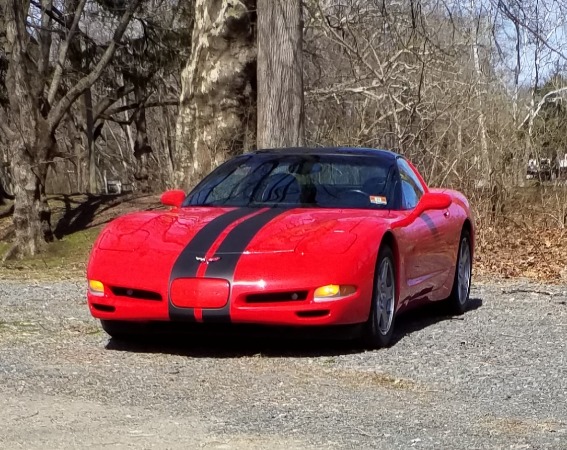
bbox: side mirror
[392,192,452,229]
[418,192,452,212]
[160,190,185,208]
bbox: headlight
[88,280,105,297]
[314,284,356,301]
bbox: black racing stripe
[201,208,289,323]
[168,208,254,321]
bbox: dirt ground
[0,189,566,448]
[0,279,565,449]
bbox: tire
[100,319,147,341]
[362,246,397,349]
[446,230,472,315]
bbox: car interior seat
[258,173,301,203]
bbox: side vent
[92,304,116,313]
[296,310,330,318]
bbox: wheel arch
[461,218,474,260]
[378,230,400,304]
[379,231,399,265]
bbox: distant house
[558,154,567,179]
[527,154,567,180]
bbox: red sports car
[87,147,474,348]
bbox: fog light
[88,280,105,297]
[314,284,356,301]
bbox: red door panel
[395,209,454,304]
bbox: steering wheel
[341,189,369,198]
[339,189,370,206]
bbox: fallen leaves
[475,221,567,283]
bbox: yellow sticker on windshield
[370,195,387,205]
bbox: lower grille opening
[92,303,116,313]
[296,310,330,318]
[246,291,308,303]
[110,287,162,301]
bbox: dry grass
[0,321,41,335]
[479,416,565,436]
[0,226,100,280]
[247,358,423,393]
[0,194,163,280]
[331,368,419,391]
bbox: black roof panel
[251,146,399,160]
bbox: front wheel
[447,230,472,315]
[362,246,397,349]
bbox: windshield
[184,153,398,209]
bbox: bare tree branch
[518,86,567,130]
[494,0,567,62]
[93,85,135,122]
[104,99,179,117]
[37,0,53,90]
[47,0,143,133]
[29,0,95,45]
[47,0,87,105]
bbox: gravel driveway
[0,279,565,449]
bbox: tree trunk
[175,0,256,191]
[471,25,490,186]
[85,89,97,194]
[6,135,54,259]
[68,113,86,192]
[257,0,304,149]
[132,81,152,192]
[3,0,55,260]
[164,104,176,188]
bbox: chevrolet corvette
[87,147,474,348]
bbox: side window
[397,158,424,209]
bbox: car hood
[95,207,395,256]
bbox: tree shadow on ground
[104,297,483,358]
[52,193,152,239]
[53,195,106,238]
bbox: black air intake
[110,287,162,301]
[245,291,308,303]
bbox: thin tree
[257,0,305,149]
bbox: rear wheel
[447,230,472,315]
[363,246,396,349]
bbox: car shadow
[389,297,483,346]
[104,298,483,358]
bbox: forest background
[0,0,566,281]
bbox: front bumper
[87,281,370,327]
